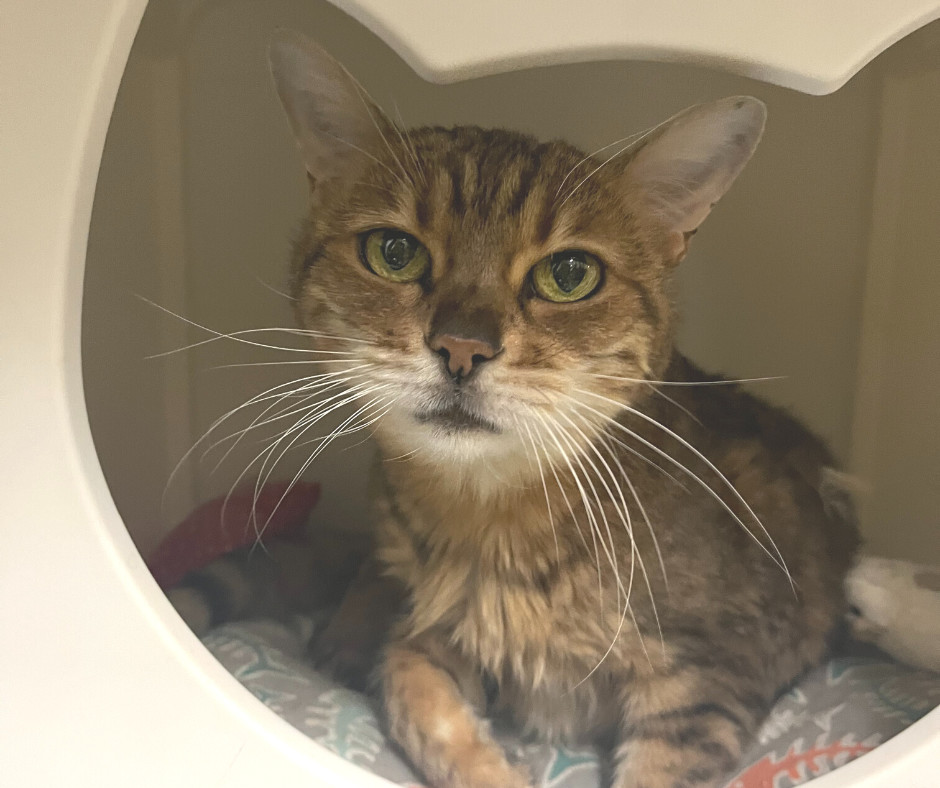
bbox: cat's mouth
[413,405,500,434]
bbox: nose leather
[429,334,498,381]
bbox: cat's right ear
[268,30,386,185]
[621,96,766,264]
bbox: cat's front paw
[444,745,533,788]
[308,558,404,690]
[307,615,378,691]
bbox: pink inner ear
[623,97,765,237]
[664,231,688,262]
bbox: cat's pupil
[551,252,587,293]
[383,233,415,270]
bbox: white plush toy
[846,556,940,672]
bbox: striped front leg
[381,634,532,788]
[613,670,767,788]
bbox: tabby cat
[267,31,859,788]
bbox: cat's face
[289,128,673,470]
[269,33,764,480]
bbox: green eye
[361,229,430,283]
[531,250,602,303]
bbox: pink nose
[428,334,498,381]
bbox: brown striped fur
[270,33,859,788]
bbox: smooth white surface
[1,0,937,786]
[0,0,388,785]
[331,0,940,94]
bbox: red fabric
[146,482,320,588]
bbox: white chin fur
[376,407,536,496]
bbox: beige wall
[83,0,938,562]
[850,27,940,561]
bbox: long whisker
[561,406,667,661]
[160,363,372,507]
[254,276,295,302]
[203,371,374,467]
[616,395,793,588]
[650,386,702,426]
[208,359,366,370]
[537,410,626,606]
[351,82,415,190]
[197,366,372,461]
[139,298,375,357]
[587,372,785,387]
[528,412,594,562]
[554,130,647,200]
[550,404,664,654]
[252,390,395,545]
[239,383,390,540]
[544,408,628,606]
[557,118,670,209]
[383,447,422,463]
[569,391,794,588]
[217,379,380,529]
[391,100,426,187]
[532,409,605,604]
[516,416,560,563]
[250,382,389,500]
[597,432,669,592]
[550,402,649,686]
[296,398,395,445]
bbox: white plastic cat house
[3,0,939,785]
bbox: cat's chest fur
[379,478,566,657]
[374,463,641,739]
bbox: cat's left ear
[268,30,389,187]
[622,96,766,263]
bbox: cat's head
[269,32,764,485]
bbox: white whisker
[554,130,647,200]
[557,120,667,209]
[203,373,372,467]
[240,384,390,541]
[529,412,594,562]
[254,276,295,301]
[383,447,422,463]
[537,410,626,606]
[598,433,669,593]
[569,390,795,589]
[549,404,664,658]
[516,416,560,563]
[160,363,373,508]
[139,299,375,358]
[352,81,414,190]
[587,372,785,387]
[252,390,396,546]
[532,409,605,604]
[649,385,702,426]
[219,380,384,534]
[563,406,667,659]
[208,359,364,370]
[391,100,426,187]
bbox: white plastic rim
[0,0,936,785]
[2,1,390,785]
[332,0,940,94]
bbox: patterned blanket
[203,617,940,788]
